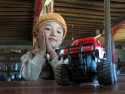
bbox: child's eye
[45,27,51,31]
[57,30,62,34]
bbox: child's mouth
[48,38,57,41]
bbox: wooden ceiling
[0,0,34,45]
[0,0,125,46]
[54,0,125,40]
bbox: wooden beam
[68,24,100,28]
[70,27,96,30]
[55,0,125,8]
[0,0,32,7]
[0,8,33,12]
[0,12,33,16]
[111,0,125,3]
[61,13,121,21]
[68,24,99,27]
[55,8,125,17]
[55,2,125,11]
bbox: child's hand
[37,31,47,55]
[44,32,58,60]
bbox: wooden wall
[0,0,125,46]
[0,0,34,45]
[54,0,125,40]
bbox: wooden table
[0,75,125,94]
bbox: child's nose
[50,29,56,36]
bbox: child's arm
[20,52,45,80]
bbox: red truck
[55,37,118,86]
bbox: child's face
[39,21,64,49]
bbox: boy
[20,13,67,80]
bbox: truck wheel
[97,59,118,86]
[69,64,83,84]
[55,64,71,86]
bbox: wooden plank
[0,0,32,6]
[0,12,33,16]
[55,2,125,11]
[0,8,33,12]
[55,8,125,17]
[55,0,125,8]
[68,24,100,28]
[112,0,125,3]
[61,13,121,20]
